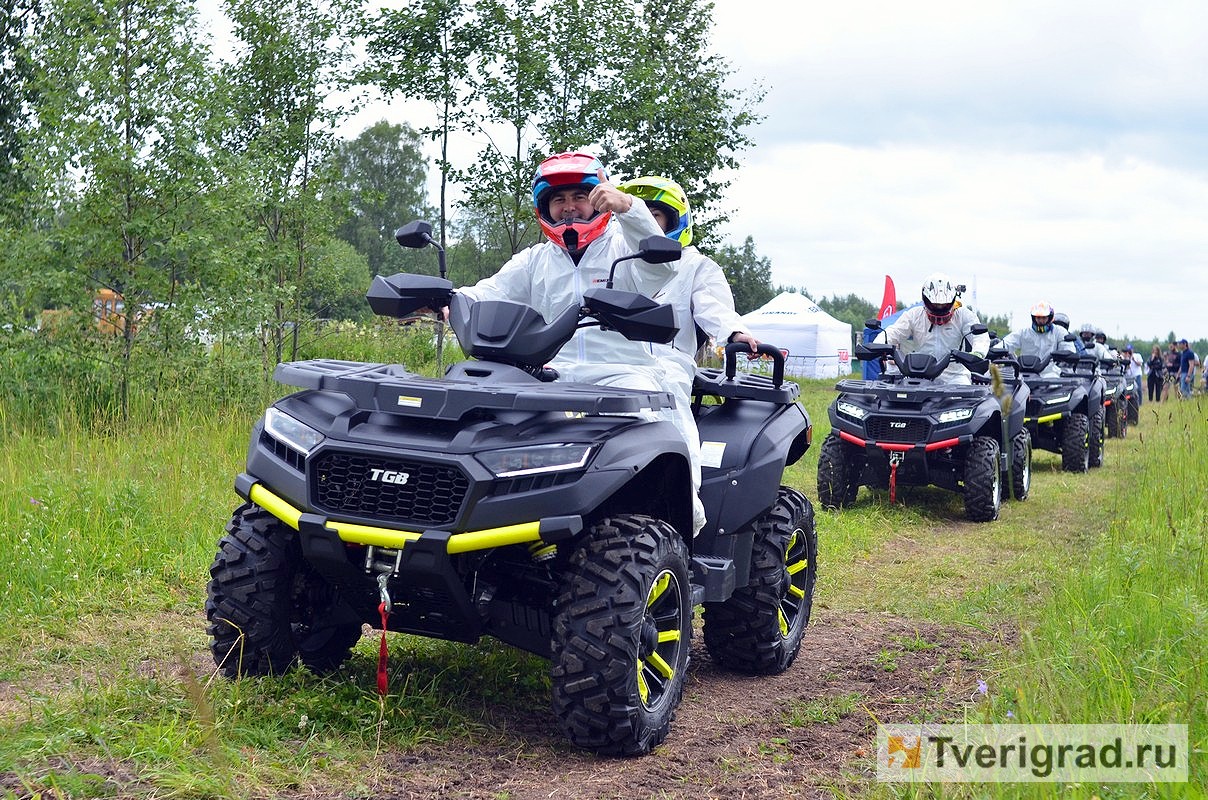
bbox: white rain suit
[1081,340,1112,361]
[645,247,751,533]
[650,247,750,364]
[881,305,990,385]
[1001,325,1076,377]
[457,203,707,535]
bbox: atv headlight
[836,401,868,420]
[476,443,594,478]
[1044,393,1072,405]
[264,407,325,455]
[938,407,975,424]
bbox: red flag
[878,276,897,320]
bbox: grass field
[0,381,1203,798]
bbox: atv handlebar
[725,342,785,388]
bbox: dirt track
[360,610,1008,800]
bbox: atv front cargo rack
[274,359,676,420]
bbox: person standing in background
[1163,342,1180,401]
[1122,344,1143,407]
[1147,344,1165,403]
[1177,338,1198,398]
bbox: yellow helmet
[618,175,693,246]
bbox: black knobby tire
[963,436,1002,522]
[551,515,691,756]
[207,503,362,677]
[1105,399,1120,439]
[1089,404,1106,468]
[817,432,863,510]
[703,487,817,675]
[1010,431,1031,501]
[1126,395,1140,426]
[1061,412,1090,473]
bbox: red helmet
[531,152,611,251]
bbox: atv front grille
[310,451,469,526]
[866,416,932,443]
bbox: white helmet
[921,272,958,325]
[1029,300,1054,333]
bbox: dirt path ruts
[364,610,1009,800]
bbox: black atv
[206,222,816,757]
[1017,349,1106,471]
[1101,357,1131,438]
[817,324,1030,523]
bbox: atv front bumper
[235,472,584,552]
[836,429,972,455]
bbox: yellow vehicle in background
[39,288,145,336]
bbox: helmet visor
[924,300,955,324]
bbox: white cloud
[721,143,1208,340]
[707,0,1208,340]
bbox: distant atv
[1100,357,1131,438]
[206,222,816,757]
[818,325,1030,523]
[1015,349,1106,472]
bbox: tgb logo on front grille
[889,421,908,428]
[368,468,410,485]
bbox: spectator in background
[1122,344,1143,406]
[1177,338,1198,398]
[1163,342,1180,401]
[1147,344,1165,403]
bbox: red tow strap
[889,459,899,504]
[377,601,390,695]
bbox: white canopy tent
[739,292,854,379]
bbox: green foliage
[710,235,775,314]
[990,401,1207,788]
[19,0,225,417]
[0,0,40,215]
[301,239,372,321]
[364,0,762,256]
[220,0,361,365]
[980,311,1011,337]
[364,0,487,245]
[328,120,435,278]
[597,0,765,246]
[817,292,878,332]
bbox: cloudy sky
[703,0,1208,341]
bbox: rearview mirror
[395,220,436,249]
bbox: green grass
[0,379,1204,797]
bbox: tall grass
[986,399,1208,797]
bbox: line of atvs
[818,321,1139,522]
